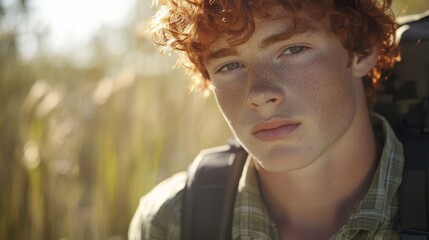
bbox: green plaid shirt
[129,113,404,240]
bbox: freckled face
[205,13,361,172]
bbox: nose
[247,83,284,110]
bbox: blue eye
[283,46,307,55]
[218,62,243,72]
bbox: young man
[130,0,403,239]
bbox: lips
[251,118,300,142]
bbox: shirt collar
[341,113,404,232]
[232,156,277,239]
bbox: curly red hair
[148,0,398,104]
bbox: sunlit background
[1,0,428,239]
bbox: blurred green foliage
[0,1,230,239]
[0,0,428,239]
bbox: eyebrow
[205,24,318,63]
[206,48,239,61]
[259,24,317,49]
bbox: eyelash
[216,62,245,73]
[281,45,309,56]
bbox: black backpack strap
[389,10,429,240]
[396,128,429,239]
[181,140,248,240]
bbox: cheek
[213,81,246,122]
[287,50,356,121]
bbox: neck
[255,90,378,240]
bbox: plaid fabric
[129,113,404,240]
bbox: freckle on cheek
[216,86,244,117]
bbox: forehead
[206,8,328,54]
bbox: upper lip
[251,118,300,133]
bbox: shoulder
[129,172,187,240]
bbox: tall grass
[0,35,230,240]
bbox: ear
[352,46,379,78]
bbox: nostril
[249,96,281,108]
[267,98,277,103]
[248,90,284,109]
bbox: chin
[251,148,317,173]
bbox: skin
[205,7,379,240]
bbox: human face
[205,10,364,173]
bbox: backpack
[374,10,429,239]
[181,11,429,240]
